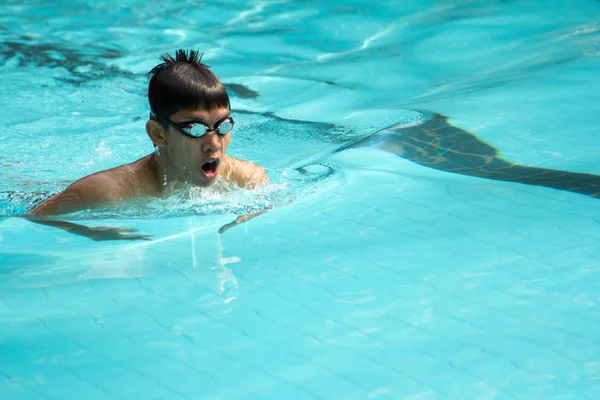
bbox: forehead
[171,107,230,122]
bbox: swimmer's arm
[28,175,121,216]
[24,176,151,241]
[21,215,153,241]
[224,156,270,188]
[218,208,270,234]
[245,165,270,188]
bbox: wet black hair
[147,49,230,120]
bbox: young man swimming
[29,49,269,217]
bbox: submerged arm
[22,214,153,241]
[218,208,270,234]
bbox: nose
[201,131,221,154]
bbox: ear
[146,120,167,147]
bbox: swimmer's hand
[219,209,270,234]
[22,216,153,241]
[86,226,154,241]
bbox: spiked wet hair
[147,49,230,120]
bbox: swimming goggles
[150,112,234,138]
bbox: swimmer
[25,49,270,240]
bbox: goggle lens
[217,120,234,134]
[185,117,234,137]
[188,124,207,137]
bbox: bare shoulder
[222,156,270,188]
[28,158,149,216]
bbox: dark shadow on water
[340,112,600,199]
[0,37,134,85]
[225,83,259,99]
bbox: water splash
[0,161,343,219]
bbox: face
[160,107,232,187]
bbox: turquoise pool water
[2,0,600,399]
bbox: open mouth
[200,158,220,179]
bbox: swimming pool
[2,0,600,399]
